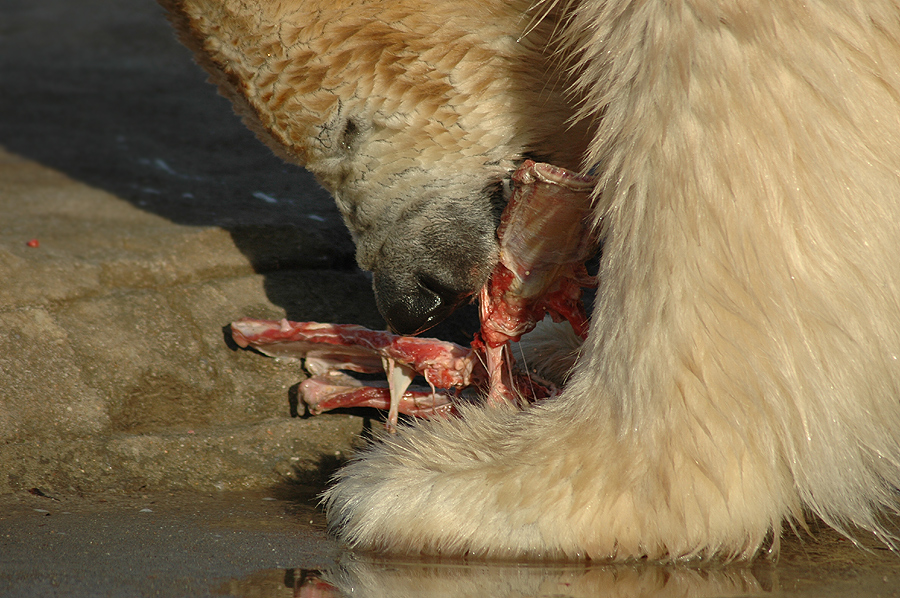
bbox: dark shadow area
[268,442,367,515]
[0,1,333,231]
[0,0,483,338]
[271,454,350,504]
[0,0,355,316]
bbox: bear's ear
[157,0,315,166]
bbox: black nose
[373,271,467,335]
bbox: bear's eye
[341,118,360,153]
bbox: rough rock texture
[0,0,474,494]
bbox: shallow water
[225,545,900,598]
[1,491,898,598]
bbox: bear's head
[162,0,590,333]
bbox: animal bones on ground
[230,161,598,430]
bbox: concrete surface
[2,0,900,596]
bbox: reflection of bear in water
[162,0,900,559]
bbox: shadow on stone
[0,0,359,320]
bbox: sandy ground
[1,0,900,596]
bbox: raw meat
[230,319,481,430]
[230,160,597,429]
[476,161,596,405]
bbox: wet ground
[2,0,900,596]
[0,491,334,597]
[2,490,900,598]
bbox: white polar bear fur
[325,0,900,560]
[160,0,900,560]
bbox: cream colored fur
[161,0,900,560]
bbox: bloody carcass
[230,160,597,430]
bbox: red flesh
[476,161,597,405]
[229,161,597,425]
[300,374,457,418]
[230,320,478,390]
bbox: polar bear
[161,0,900,559]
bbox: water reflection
[280,554,772,598]
[213,517,900,598]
